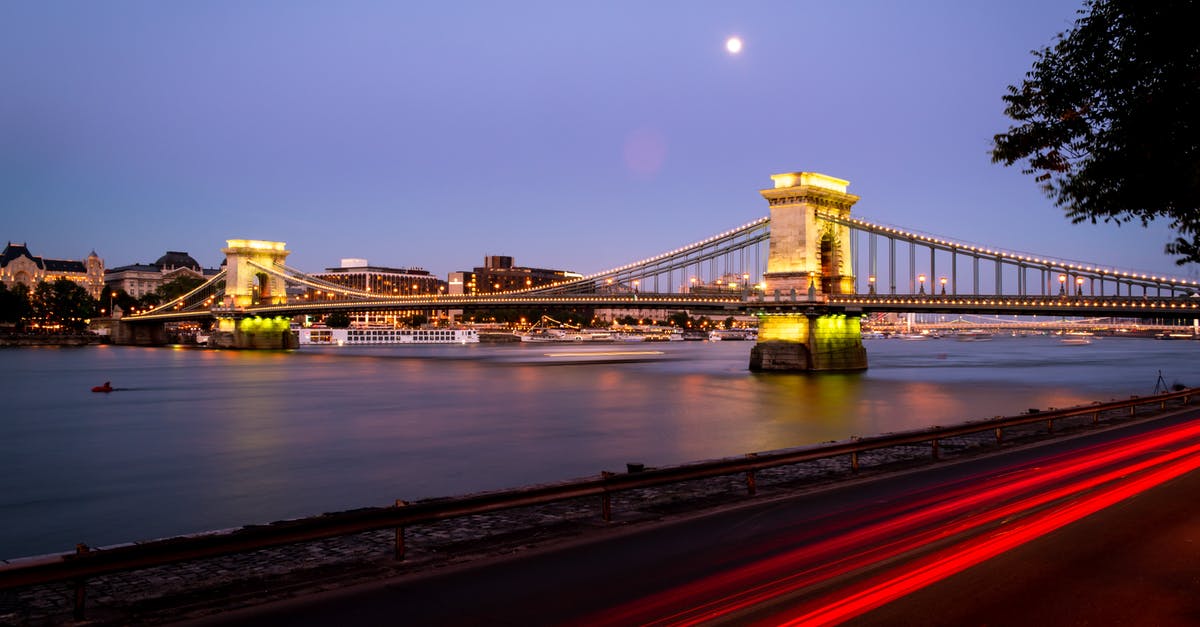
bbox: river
[1,335,1196,560]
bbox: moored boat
[298,327,479,346]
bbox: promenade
[1,398,1182,626]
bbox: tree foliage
[991,0,1200,264]
[32,279,98,331]
[324,312,351,328]
[156,274,206,302]
[0,283,33,328]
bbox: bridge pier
[210,317,298,350]
[111,321,169,346]
[750,312,867,372]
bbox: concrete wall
[111,321,169,346]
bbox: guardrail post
[931,439,940,460]
[994,427,1003,445]
[72,543,89,621]
[1046,418,1054,434]
[393,500,408,561]
[601,471,615,522]
[850,451,859,472]
[1093,411,1100,425]
[745,453,758,496]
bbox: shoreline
[0,333,101,347]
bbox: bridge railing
[0,387,1194,620]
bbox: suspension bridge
[119,171,1200,370]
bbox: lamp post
[1076,276,1085,297]
[109,291,116,317]
[868,275,876,295]
[939,276,947,295]
[918,274,926,295]
[1058,273,1067,296]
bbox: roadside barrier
[0,387,1193,620]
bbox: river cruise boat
[298,327,479,346]
[954,330,994,342]
[708,329,756,341]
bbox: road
[185,408,1200,626]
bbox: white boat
[520,329,613,342]
[517,316,621,343]
[1059,337,1092,345]
[298,327,479,346]
[955,331,993,342]
[709,329,755,341]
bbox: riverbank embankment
[0,333,101,348]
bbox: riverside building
[448,255,581,295]
[0,242,105,299]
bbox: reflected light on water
[0,336,1195,559]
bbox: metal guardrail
[1,387,1194,619]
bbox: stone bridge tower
[751,172,867,372]
[760,172,859,296]
[222,239,291,309]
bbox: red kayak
[91,382,113,393]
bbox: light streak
[782,442,1200,626]
[586,421,1200,627]
[544,351,665,358]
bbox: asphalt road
[183,408,1200,626]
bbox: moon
[725,36,743,55]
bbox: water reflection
[0,337,1195,559]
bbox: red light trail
[582,420,1200,626]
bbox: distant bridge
[122,171,1200,366]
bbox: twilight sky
[2,1,1193,281]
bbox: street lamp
[867,275,876,295]
[1058,274,1067,295]
[917,274,926,295]
[1076,276,1085,296]
[109,291,116,316]
[939,276,947,295]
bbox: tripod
[1154,369,1169,394]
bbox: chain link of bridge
[121,171,1200,366]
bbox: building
[307,259,448,327]
[0,242,105,298]
[448,255,581,295]
[104,251,218,299]
[312,259,445,297]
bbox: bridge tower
[212,239,297,349]
[750,172,867,372]
[222,239,291,308]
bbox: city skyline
[3,1,1193,281]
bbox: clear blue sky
[2,1,1193,281]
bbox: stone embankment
[0,333,100,348]
[0,401,1183,626]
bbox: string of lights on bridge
[826,213,1200,289]
[132,211,1200,321]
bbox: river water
[1,336,1196,560]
